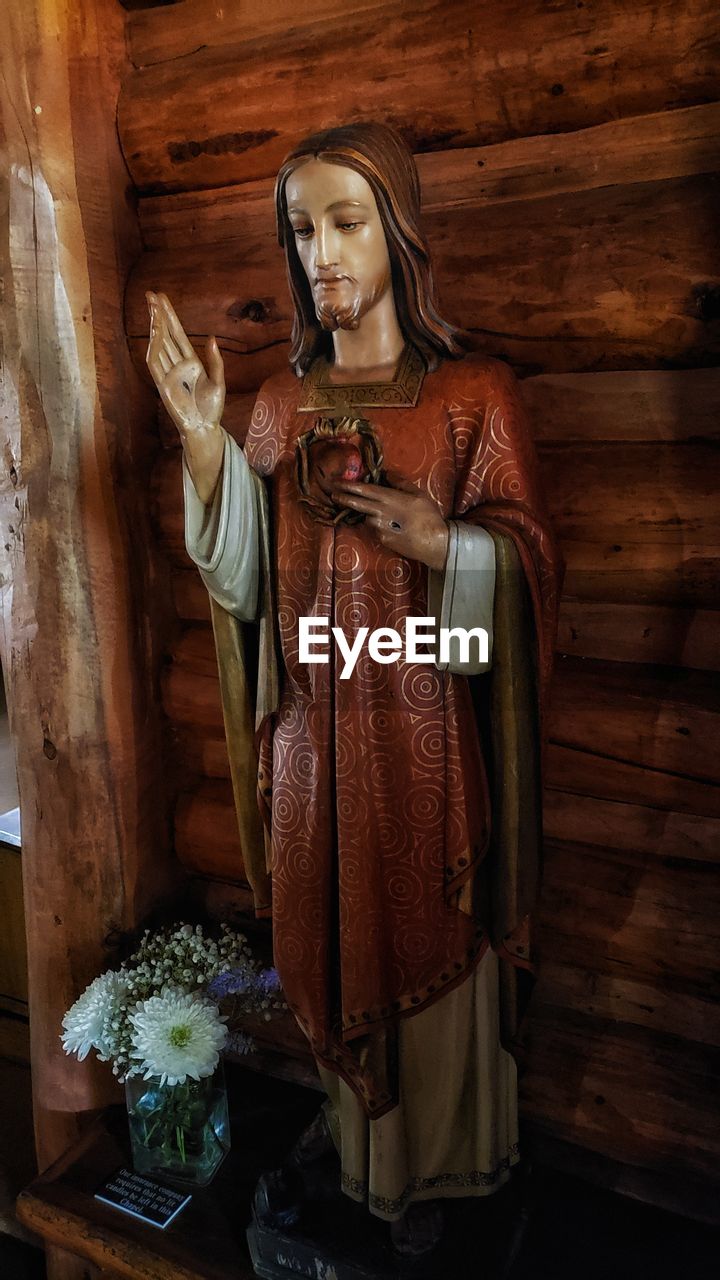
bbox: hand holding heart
[332,477,450,571]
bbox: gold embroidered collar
[297,344,426,413]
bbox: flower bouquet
[61,923,284,1186]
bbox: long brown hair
[274,122,466,374]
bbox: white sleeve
[427,522,496,674]
[182,428,260,622]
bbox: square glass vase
[125,1062,230,1188]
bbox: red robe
[236,351,560,1118]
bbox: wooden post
[0,0,178,1251]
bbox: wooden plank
[561,541,720,610]
[532,957,719,1050]
[537,839,720,983]
[119,0,720,191]
[128,172,720,382]
[162,624,224,731]
[169,516,720,671]
[520,1128,719,1226]
[175,726,229,780]
[169,700,720,822]
[544,790,720,863]
[172,541,720,623]
[0,1012,31,1065]
[520,1009,720,1186]
[546,744,720,821]
[522,367,720,444]
[139,102,720,250]
[175,775,720,879]
[172,568,212,622]
[541,442,719,545]
[127,0,390,67]
[548,657,720,788]
[557,602,720,671]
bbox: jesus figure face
[284,158,393,333]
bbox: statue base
[246,1157,532,1280]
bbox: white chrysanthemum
[129,989,227,1087]
[61,971,127,1062]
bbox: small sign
[95,1166,192,1230]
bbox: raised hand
[332,476,449,571]
[146,291,226,504]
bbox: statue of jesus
[146,122,559,1257]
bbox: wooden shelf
[17,1065,321,1280]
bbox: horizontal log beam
[538,839,719,977]
[561,541,720,610]
[129,172,720,382]
[127,0,391,68]
[519,1008,719,1184]
[119,0,720,192]
[175,778,245,882]
[544,789,720,862]
[549,656,720,787]
[557,602,720,671]
[532,955,719,1049]
[139,102,720,250]
[545,744,720,821]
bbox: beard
[313,271,390,332]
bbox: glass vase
[125,1062,230,1188]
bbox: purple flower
[258,968,283,996]
[208,965,283,1002]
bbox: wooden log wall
[119,0,720,1218]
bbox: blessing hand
[332,477,449,571]
[146,290,226,504]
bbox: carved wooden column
[0,3,178,1264]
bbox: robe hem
[339,1144,522,1220]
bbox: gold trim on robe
[297,343,426,412]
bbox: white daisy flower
[129,988,227,1087]
[61,971,127,1062]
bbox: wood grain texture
[176,779,245,882]
[129,171,720,382]
[520,1008,719,1190]
[139,101,720,250]
[549,658,720,790]
[561,541,720,610]
[0,0,179,1181]
[557,601,719,670]
[119,0,720,192]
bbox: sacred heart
[295,414,384,525]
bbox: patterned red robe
[238,351,559,1117]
